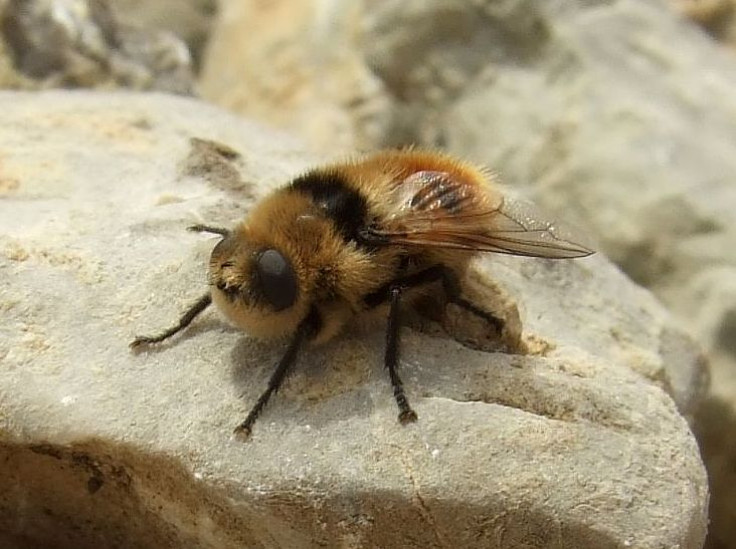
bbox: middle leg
[365,265,446,423]
[364,265,506,423]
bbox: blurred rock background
[1,0,734,547]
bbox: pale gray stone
[0,91,707,548]
[199,1,735,544]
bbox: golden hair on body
[132,149,593,440]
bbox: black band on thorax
[290,170,369,243]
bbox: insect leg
[441,269,504,333]
[187,224,230,237]
[233,308,320,440]
[364,266,447,423]
[386,285,419,424]
[368,265,505,424]
[130,293,212,348]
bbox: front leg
[233,307,321,441]
[130,292,212,348]
[366,267,446,424]
[130,223,228,348]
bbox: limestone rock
[198,1,736,545]
[0,91,707,548]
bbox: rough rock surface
[199,1,736,545]
[0,91,707,548]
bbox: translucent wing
[366,171,594,259]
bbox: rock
[199,1,736,545]
[0,0,195,93]
[198,0,392,153]
[107,0,217,70]
[0,91,707,548]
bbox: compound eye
[255,249,297,311]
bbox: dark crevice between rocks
[693,392,736,549]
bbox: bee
[131,149,593,440]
